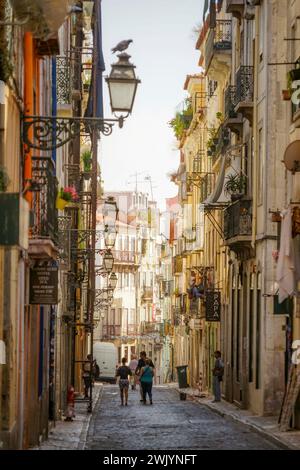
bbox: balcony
[210,126,231,167]
[234,66,254,124]
[192,92,207,116]
[112,250,137,265]
[10,0,77,40]
[226,0,245,20]
[223,199,254,260]
[29,157,59,260]
[140,321,157,334]
[141,286,153,302]
[224,85,243,134]
[205,20,232,75]
[102,325,121,339]
[173,256,183,275]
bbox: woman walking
[140,359,154,405]
[116,357,132,406]
[128,354,138,390]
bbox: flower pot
[289,69,300,82]
[82,171,91,180]
[207,150,212,156]
[271,212,281,223]
[56,197,68,210]
[213,138,219,145]
[282,89,291,101]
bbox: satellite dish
[283,140,300,173]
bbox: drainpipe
[24,32,34,205]
[251,8,259,251]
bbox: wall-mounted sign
[205,290,221,322]
[30,265,58,305]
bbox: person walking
[135,351,155,402]
[212,350,224,403]
[82,354,93,398]
[128,354,138,390]
[116,357,132,406]
[140,359,154,405]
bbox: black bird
[111,39,133,54]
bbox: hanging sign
[30,265,58,305]
[205,290,221,322]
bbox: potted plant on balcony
[56,186,79,210]
[224,173,247,201]
[81,150,92,180]
[0,166,10,192]
[288,67,300,83]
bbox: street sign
[205,290,221,322]
[30,264,58,305]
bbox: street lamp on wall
[103,249,114,273]
[106,53,141,115]
[109,272,118,290]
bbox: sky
[100,0,204,209]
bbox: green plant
[81,150,92,172]
[216,112,224,123]
[168,99,193,140]
[0,166,10,192]
[224,173,247,196]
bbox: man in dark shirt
[135,351,155,401]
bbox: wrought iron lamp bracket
[22,115,124,151]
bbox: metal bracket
[22,115,124,151]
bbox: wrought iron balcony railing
[235,66,254,104]
[193,92,207,115]
[56,56,71,105]
[112,250,136,263]
[142,286,153,300]
[211,126,230,166]
[205,20,232,69]
[225,85,238,119]
[31,157,58,244]
[224,199,252,240]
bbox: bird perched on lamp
[111,39,133,54]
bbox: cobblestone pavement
[85,385,282,450]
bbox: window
[129,309,135,325]
[116,309,121,326]
[124,273,129,288]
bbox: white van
[93,341,118,383]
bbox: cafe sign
[30,264,58,305]
[205,290,221,322]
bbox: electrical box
[0,193,29,249]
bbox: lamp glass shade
[103,250,114,273]
[109,272,118,289]
[104,227,117,248]
[106,53,140,114]
[103,197,118,226]
[107,80,138,114]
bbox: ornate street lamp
[106,53,141,115]
[104,196,118,248]
[104,226,117,249]
[103,249,114,273]
[109,272,118,290]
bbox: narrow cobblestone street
[85,385,281,450]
